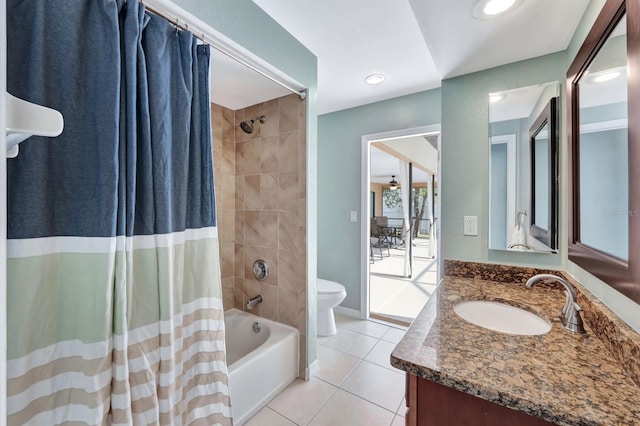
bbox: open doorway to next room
[367,133,439,325]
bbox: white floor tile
[315,345,361,386]
[336,318,390,339]
[391,414,405,426]
[396,398,406,417]
[321,329,379,359]
[341,361,405,412]
[308,389,395,426]
[245,407,296,426]
[364,340,397,371]
[381,327,407,345]
[267,378,336,425]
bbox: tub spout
[247,294,263,310]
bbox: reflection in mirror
[578,15,628,261]
[534,124,549,231]
[488,82,559,252]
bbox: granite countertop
[390,276,640,425]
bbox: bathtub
[224,308,299,425]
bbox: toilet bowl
[317,278,347,336]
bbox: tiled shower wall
[211,94,308,376]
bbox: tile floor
[245,313,408,426]
[370,238,438,323]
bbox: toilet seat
[317,279,346,295]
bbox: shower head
[239,115,266,134]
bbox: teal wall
[169,0,323,365]
[440,52,566,268]
[317,89,441,311]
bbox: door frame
[360,124,441,319]
[489,134,517,248]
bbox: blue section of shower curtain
[7,0,215,239]
[7,0,121,239]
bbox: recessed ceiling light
[489,93,507,103]
[366,74,385,85]
[590,71,621,83]
[484,0,516,15]
[473,0,522,19]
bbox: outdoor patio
[369,238,438,324]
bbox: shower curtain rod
[140,0,307,101]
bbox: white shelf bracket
[5,92,64,158]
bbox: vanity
[390,261,640,425]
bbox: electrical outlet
[350,211,357,222]
[464,216,478,236]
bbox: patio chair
[370,218,390,257]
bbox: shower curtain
[6,0,231,424]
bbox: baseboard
[305,359,319,380]
[334,306,362,319]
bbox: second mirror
[488,81,559,252]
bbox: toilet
[316,278,347,336]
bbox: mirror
[530,97,558,249]
[568,0,640,304]
[488,81,559,252]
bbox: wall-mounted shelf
[5,93,64,158]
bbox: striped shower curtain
[6,0,232,424]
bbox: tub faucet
[525,274,585,333]
[247,294,263,310]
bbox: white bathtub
[224,308,299,425]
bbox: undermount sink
[453,300,552,336]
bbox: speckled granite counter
[390,274,640,425]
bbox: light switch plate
[350,211,358,222]
[464,216,478,236]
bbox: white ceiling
[370,139,433,185]
[241,0,591,115]
[210,49,290,110]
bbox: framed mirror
[568,0,640,303]
[529,97,558,249]
[488,81,559,252]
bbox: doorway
[360,125,441,324]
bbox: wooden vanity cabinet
[404,374,555,426]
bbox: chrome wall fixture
[252,259,269,281]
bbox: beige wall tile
[244,210,261,246]
[222,107,235,141]
[298,198,306,227]
[234,279,244,310]
[278,287,306,331]
[234,244,244,282]
[259,283,279,321]
[261,211,279,249]
[222,287,234,312]
[235,142,246,175]
[278,132,298,173]
[244,175,260,211]
[220,243,235,279]
[260,173,278,211]
[218,209,235,244]
[261,136,279,173]
[219,175,235,211]
[278,211,298,251]
[260,99,279,137]
[235,175,245,211]
[221,139,235,176]
[279,94,299,133]
[244,139,261,175]
[278,248,303,291]
[278,172,299,212]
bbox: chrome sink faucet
[525,274,586,333]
